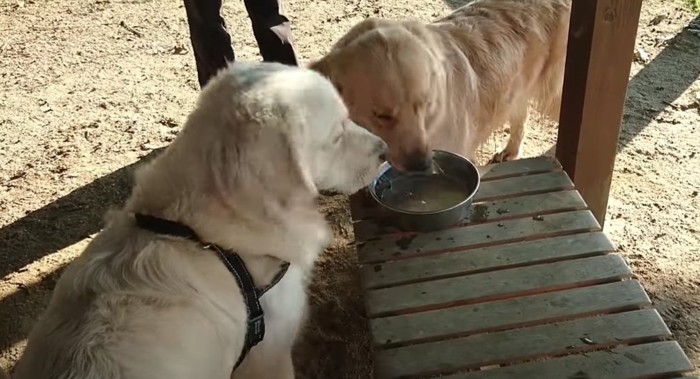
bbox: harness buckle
[249,313,265,344]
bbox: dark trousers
[184,0,298,88]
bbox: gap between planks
[365,254,631,318]
[370,280,651,348]
[350,170,575,222]
[374,309,672,379]
[439,341,693,379]
[358,210,601,265]
[478,156,563,182]
[361,232,614,290]
[350,156,569,221]
[353,189,588,241]
[350,155,565,219]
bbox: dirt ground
[0,0,698,376]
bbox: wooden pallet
[350,156,694,379]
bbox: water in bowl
[379,173,468,213]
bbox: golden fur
[310,0,571,169]
[5,62,386,379]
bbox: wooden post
[556,0,642,227]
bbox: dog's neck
[123,149,331,286]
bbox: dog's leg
[235,353,294,379]
[278,353,295,379]
[490,104,528,163]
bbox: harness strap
[133,213,288,369]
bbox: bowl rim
[369,149,482,216]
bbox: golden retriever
[5,62,386,379]
[310,0,570,169]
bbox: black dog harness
[133,213,290,369]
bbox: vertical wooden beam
[556,0,642,227]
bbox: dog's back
[11,230,133,379]
[435,0,571,120]
[10,218,244,379]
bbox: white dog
[6,62,387,379]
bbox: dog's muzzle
[375,140,389,162]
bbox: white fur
[8,62,387,379]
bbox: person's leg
[184,0,235,88]
[243,0,298,66]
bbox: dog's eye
[373,111,395,123]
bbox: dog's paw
[489,149,520,164]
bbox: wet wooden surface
[351,156,694,379]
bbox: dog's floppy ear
[333,17,392,49]
[307,57,333,79]
[308,57,346,96]
[281,131,318,196]
[254,106,318,196]
[309,17,394,77]
[203,111,317,207]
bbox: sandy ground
[0,0,699,376]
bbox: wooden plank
[353,190,586,240]
[556,0,643,226]
[374,309,671,379]
[478,156,561,181]
[370,280,650,347]
[349,189,373,217]
[358,210,600,264]
[441,341,693,379]
[476,171,573,201]
[362,232,613,289]
[365,254,630,317]
[350,168,573,221]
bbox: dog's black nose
[403,152,433,172]
[379,152,387,162]
[413,159,432,172]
